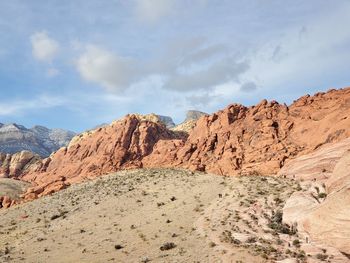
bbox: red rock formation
[145,101,298,174]
[20,114,184,199]
[5,87,350,203]
[146,87,350,175]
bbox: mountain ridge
[2,86,346,203]
[0,123,75,157]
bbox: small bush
[160,242,176,251]
[318,192,327,199]
[292,239,300,248]
[316,253,328,261]
[114,244,124,250]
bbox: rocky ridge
[3,87,350,204]
[0,123,75,157]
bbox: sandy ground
[0,169,308,263]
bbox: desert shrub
[160,242,176,251]
[209,241,216,247]
[316,253,328,261]
[318,192,327,199]
[292,239,300,247]
[268,210,297,235]
[246,237,257,243]
[114,244,124,250]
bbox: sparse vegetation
[316,253,328,261]
[160,242,176,251]
[318,192,327,199]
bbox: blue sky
[0,0,349,132]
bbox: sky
[0,0,349,132]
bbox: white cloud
[30,31,60,62]
[242,2,350,94]
[164,57,249,92]
[75,45,139,92]
[186,93,222,107]
[74,39,248,94]
[135,0,175,23]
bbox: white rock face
[280,138,350,258]
[0,123,75,157]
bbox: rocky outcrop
[6,87,350,205]
[0,151,41,178]
[0,151,41,207]
[0,123,75,157]
[312,152,350,254]
[20,114,185,200]
[158,88,350,176]
[278,137,350,181]
[156,101,297,175]
[280,138,350,257]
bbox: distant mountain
[0,123,75,157]
[172,110,208,133]
[184,110,208,122]
[156,115,175,128]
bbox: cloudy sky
[0,0,350,132]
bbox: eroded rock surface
[280,138,350,258]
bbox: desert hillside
[3,168,346,263]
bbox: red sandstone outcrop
[146,87,350,175]
[4,87,350,203]
[20,114,184,200]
